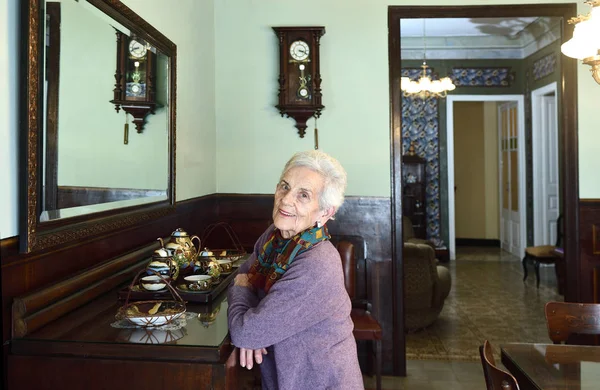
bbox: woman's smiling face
[272,166,329,239]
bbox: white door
[499,102,521,257]
[541,95,559,245]
[532,83,560,247]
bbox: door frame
[389,4,579,377]
[532,82,559,246]
[446,95,525,260]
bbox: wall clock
[110,31,157,133]
[272,26,325,138]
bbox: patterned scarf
[247,224,330,293]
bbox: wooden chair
[335,240,382,390]
[522,214,563,288]
[544,301,600,344]
[479,340,520,390]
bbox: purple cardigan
[227,225,364,390]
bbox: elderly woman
[227,150,363,390]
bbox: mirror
[20,0,177,253]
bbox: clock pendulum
[123,113,130,145]
[297,64,310,99]
[314,116,319,150]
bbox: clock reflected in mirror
[128,39,148,59]
[111,32,158,133]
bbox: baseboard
[456,238,500,247]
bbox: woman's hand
[239,347,268,370]
[234,273,253,288]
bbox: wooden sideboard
[6,241,258,390]
[8,291,247,390]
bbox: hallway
[364,246,562,389]
[406,246,561,361]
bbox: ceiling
[400,17,540,38]
[400,17,562,60]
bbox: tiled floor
[364,246,563,389]
[363,360,485,389]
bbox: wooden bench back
[12,244,156,338]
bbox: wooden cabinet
[7,246,259,390]
[402,155,426,239]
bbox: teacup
[216,259,233,274]
[184,275,212,292]
[139,275,168,291]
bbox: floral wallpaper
[450,67,514,87]
[401,68,441,241]
[532,54,557,81]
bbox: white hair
[280,150,347,216]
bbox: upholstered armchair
[403,216,435,249]
[404,242,451,331]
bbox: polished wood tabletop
[11,286,232,362]
[501,343,600,390]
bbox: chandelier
[561,0,600,84]
[401,19,456,99]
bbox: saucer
[176,284,211,294]
[131,285,168,293]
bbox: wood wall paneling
[2,194,394,380]
[579,200,600,303]
[4,195,598,379]
[2,195,219,344]
[8,356,221,390]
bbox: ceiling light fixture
[401,19,456,99]
[561,0,600,84]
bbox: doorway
[446,96,526,260]
[389,4,578,377]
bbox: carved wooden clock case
[110,31,157,133]
[272,26,325,138]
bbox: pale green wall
[213,0,600,198]
[58,1,168,190]
[2,0,600,239]
[123,0,217,201]
[214,0,391,196]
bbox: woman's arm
[228,245,347,350]
[226,226,275,337]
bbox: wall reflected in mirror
[41,0,169,222]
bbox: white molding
[531,82,558,246]
[446,95,526,260]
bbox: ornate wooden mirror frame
[20,0,177,253]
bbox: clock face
[129,39,147,59]
[290,40,310,61]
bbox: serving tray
[118,269,237,303]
